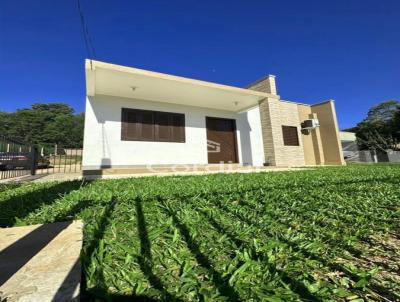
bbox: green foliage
[365,100,399,123]
[1,166,399,301]
[0,103,84,147]
[394,108,400,140]
[354,100,400,150]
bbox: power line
[77,0,96,60]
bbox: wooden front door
[206,117,238,164]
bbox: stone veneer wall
[258,98,306,167]
[258,98,278,165]
[256,97,345,167]
[247,75,277,95]
[279,101,305,166]
[247,76,338,167]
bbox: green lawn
[1,165,399,301]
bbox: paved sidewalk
[0,166,312,183]
[0,173,83,183]
[0,221,83,302]
[84,166,307,180]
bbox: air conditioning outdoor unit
[302,119,320,130]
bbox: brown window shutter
[121,108,140,141]
[171,113,185,142]
[128,110,140,140]
[138,110,154,141]
[282,126,299,146]
[121,109,128,140]
[155,112,171,141]
[121,108,184,142]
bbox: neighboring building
[340,131,358,160]
[82,60,345,172]
[64,149,83,156]
[340,131,400,163]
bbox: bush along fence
[0,136,82,180]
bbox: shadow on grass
[80,198,117,301]
[165,175,400,206]
[54,199,97,222]
[0,183,24,193]
[152,182,398,302]
[194,207,322,302]
[135,198,183,302]
[214,200,399,301]
[83,291,159,302]
[0,180,88,227]
[51,196,180,302]
[159,200,241,302]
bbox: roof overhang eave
[85,59,280,112]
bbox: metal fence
[36,144,82,175]
[0,137,82,181]
[0,136,34,180]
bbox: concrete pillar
[309,113,325,165]
[311,100,345,165]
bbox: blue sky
[0,0,399,129]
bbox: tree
[354,100,400,151]
[0,103,84,147]
[43,113,84,146]
[364,100,399,123]
[31,103,74,116]
[393,106,400,141]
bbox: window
[121,108,185,142]
[282,126,299,146]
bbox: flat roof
[86,59,280,112]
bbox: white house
[82,60,344,173]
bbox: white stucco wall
[82,95,265,169]
[237,106,265,166]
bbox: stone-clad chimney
[247,75,281,166]
[246,75,277,95]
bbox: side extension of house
[247,75,344,166]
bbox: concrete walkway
[0,166,310,183]
[0,221,83,302]
[0,173,83,184]
[84,166,308,180]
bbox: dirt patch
[334,233,400,301]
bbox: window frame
[281,125,300,146]
[121,108,185,143]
